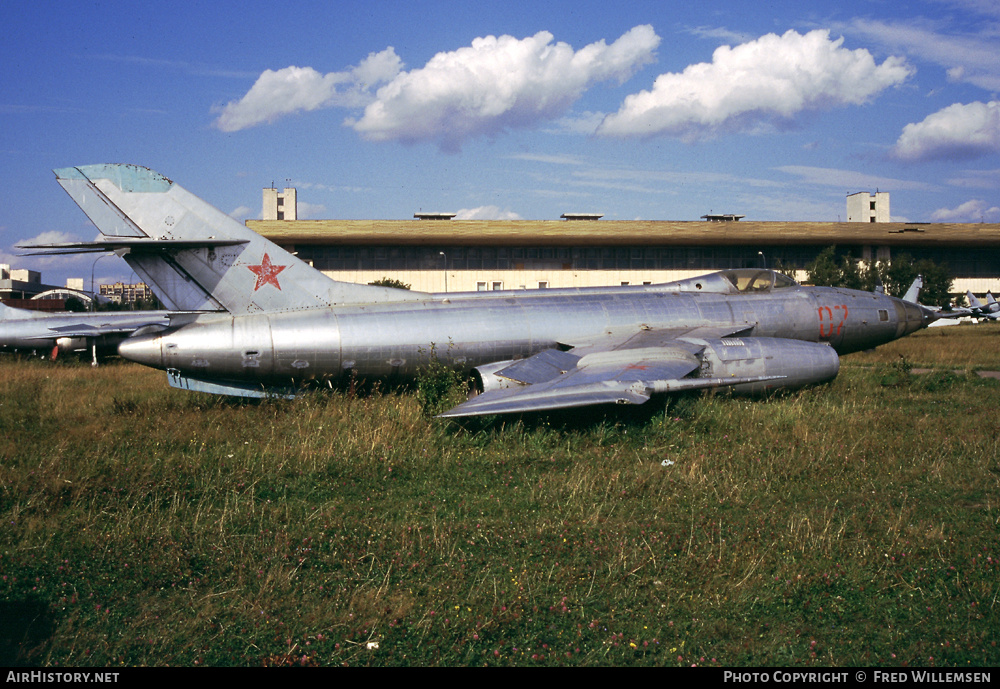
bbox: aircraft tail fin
[49,165,428,314]
[902,275,923,304]
[967,290,999,319]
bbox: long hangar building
[248,190,1000,295]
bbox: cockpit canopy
[720,269,798,293]
[662,269,798,294]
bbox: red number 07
[818,305,848,337]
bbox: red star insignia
[624,364,650,371]
[247,253,287,291]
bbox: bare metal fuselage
[119,282,925,387]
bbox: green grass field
[1,324,998,667]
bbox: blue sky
[2,0,998,286]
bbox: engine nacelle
[697,337,840,394]
[54,336,89,355]
[471,359,520,394]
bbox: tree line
[781,247,956,307]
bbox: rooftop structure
[32,288,97,307]
[847,191,890,223]
[414,212,457,220]
[560,213,604,221]
[0,263,65,301]
[262,187,297,221]
[701,214,745,222]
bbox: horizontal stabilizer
[18,238,248,256]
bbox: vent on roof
[560,213,603,220]
[414,212,456,220]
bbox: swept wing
[0,302,175,362]
[441,326,838,417]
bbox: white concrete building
[847,192,890,223]
[262,187,297,221]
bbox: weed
[879,356,914,387]
[414,346,467,417]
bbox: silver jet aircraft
[24,164,943,417]
[0,300,172,364]
[966,291,999,321]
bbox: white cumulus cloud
[930,199,1000,222]
[296,202,328,219]
[228,205,255,221]
[454,206,522,220]
[892,101,1000,162]
[213,48,403,132]
[844,17,1000,92]
[597,29,913,140]
[16,230,82,248]
[348,25,660,152]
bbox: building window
[492,281,503,291]
[477,281,487,291]
[538,281,548,289]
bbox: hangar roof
[248,219,1000,248]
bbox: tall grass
[1,324,998,666]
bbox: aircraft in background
[0,301,173,365]
[926,289,999,326]
[21,164,952,417]
[967,291,999,321]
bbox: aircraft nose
[118,332,163,367]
